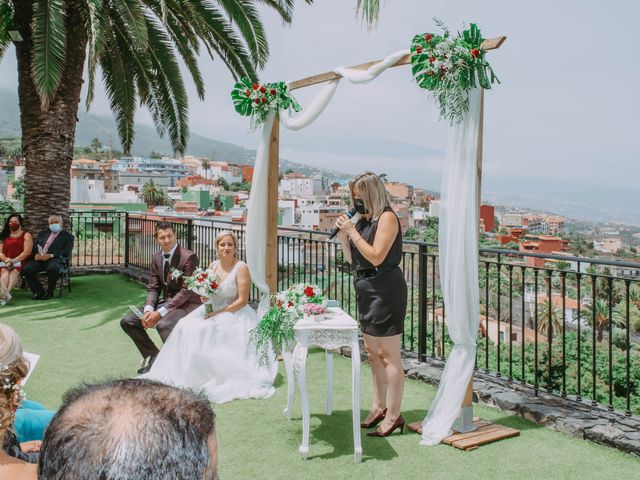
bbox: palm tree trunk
[13,1,88,232]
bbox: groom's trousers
[120,300,194,358]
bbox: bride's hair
[215,231,239,258]
[0,324,28,432]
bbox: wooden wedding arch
[262,34,512,447]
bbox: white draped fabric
[420,88,482,445]
[243,50,483,447]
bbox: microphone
[328,208,357,240]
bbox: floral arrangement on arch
[250,283,326,366]
[411,19,499,124]
[231,77,301,130]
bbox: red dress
[1,232,27,272]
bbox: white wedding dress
[141,260,277,403]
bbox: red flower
[254,98,261,104]
[304,286,314,297]
[470,48,480,58]
[277,300,283,308]
[259,86,266,93]
[426,71,434,77]
[210,281,218,289]
[198,274,206,281]
[252,83,259,90]
[425,34,433,42]
[440,66,447,72]
[261,97,267,103]
[245,90,251,97]
[415,46,423,54]
[429,56,435,64]
[288,301,294,307]
[270,89,277,95]
[439,73,445,80]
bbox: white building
[594,238,624,253]
[278,199,297,227]
[409,208,430,228]
[0,170,7,200]
[501,213,523,228]
[70,177,105,203]
[428,200,440,218]
[299,204,344,232]
[279,175,328,198]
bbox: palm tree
[201,158,211,180]
[0,0,313,231]
[555,260,572,271]
[538,299,563,338]
[581,298,625,343]
[1,1,381,231]
[139,179,172,209]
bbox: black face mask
[353,198,368,215]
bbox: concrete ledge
[402,351,640,456]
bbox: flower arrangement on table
[250,283,326,366]
[301,302,327,321]
[230,77,301,130]
[410,19,499,125]
[186,268,220,315]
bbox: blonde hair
[0,324,28,431]
[349,172,391,220]
[215,231,239,258]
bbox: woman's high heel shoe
[360,408,387,429]
[366,415,405,437]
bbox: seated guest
[22,214,74,300]
[0,215,33,305]
[0,324,37,479]
[39,379,218,480]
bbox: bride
[142,231,277,403]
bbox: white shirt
[144,243,179,317]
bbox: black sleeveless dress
[350,208,407,337]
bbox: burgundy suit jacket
[146,245,200,313]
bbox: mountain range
[0,89,350,182]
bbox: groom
[121,221,201,373]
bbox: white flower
[170,268,183,280]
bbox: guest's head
[0,323,28,434]
[0,214,24,241]
[39,379,217,480]
[154,221,177,253]
[349,172,391,220]
[48,214,63,233]
[215,231,238,260]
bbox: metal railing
[3,210,639,416]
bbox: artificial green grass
[2,274,639,479]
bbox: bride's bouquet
[186,268,220,315]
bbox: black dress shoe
[137,355,158,374]
[40,292,53,301]
[32,292,44,300]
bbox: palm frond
[113,0,148,50]
[144,14,189,154]
[81,0,107,109]
[190,0,256,80]
[217,0,269,69]
[0,1,13,61]
[31,0,67,110]
[355,0,379,30]
[101,26,137,153]
[144,0,205,99]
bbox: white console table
[282,308,362,462]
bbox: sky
[1,0,638,223]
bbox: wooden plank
[442,423,502,445]
[451,426,520,450]
[265,116,279,292]
[289,36,505,91]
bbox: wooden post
[463,88,485,412]
[266,116,280,292]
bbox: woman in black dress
[335,172,407,437]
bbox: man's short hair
[48,214,62,222]
[39,379,217,480]
[154,221,175,237]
